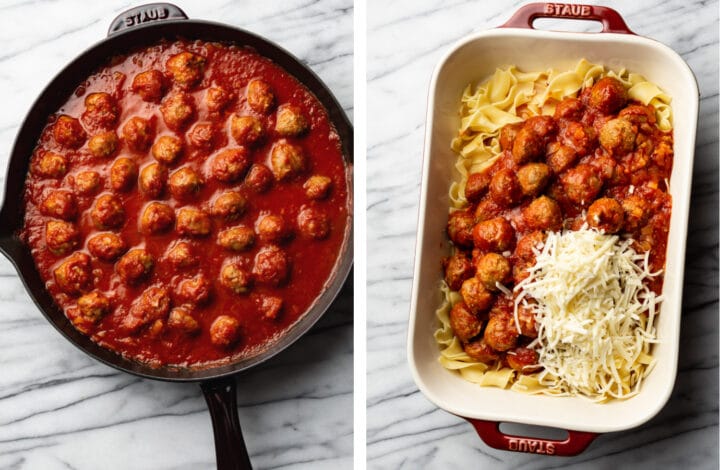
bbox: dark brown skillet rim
[0,18,354,382]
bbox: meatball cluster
[445,76,672,373]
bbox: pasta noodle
[436,59,672,399]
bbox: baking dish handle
[107,3,188,36]
[201,377,253,470]
[467,419,598,456]
[501,2,635,35]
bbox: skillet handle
[467,419,598,456]
[501,2,635,35]
[200,377,253,470]
[107,3,188,36]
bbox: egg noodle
[436,59,672,401]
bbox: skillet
[0,3,354,469]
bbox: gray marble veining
[367,0,718,468]
[0,1,353,469]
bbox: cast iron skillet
[0,4,353,469]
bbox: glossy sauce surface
[22,40,349,367]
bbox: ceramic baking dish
[407,3,698,456]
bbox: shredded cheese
[514,227,662,400]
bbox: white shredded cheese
[514,227,662,399]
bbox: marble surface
[367,0,718,468]
[0,1,353,469]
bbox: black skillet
[0,4,353,469]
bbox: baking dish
[407,3,698,456]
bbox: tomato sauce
[21,40,349,367]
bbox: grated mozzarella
[514,227,662,400]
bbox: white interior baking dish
[407,3,698,455]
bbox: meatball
[246,79,274,114]
[270,141,305,181]
[511,126,544,165]
[590,154,617,182]
[131,70,166,102]
[217,226,255,252]
[187,122,218,151]
[516,301,538,338]
[447,209,475,248]
[587,197,624,233]
[245,164,274,193]
[88,131,119,158]
[210,315,241,347]
[464,172,490,203]
[507,347,540,372]
[545,142,578,174]
[303,175,332,200]
[54,252,92,295]
[176,207,211,237]
[168,167,203,200]
[476,253,511,291]
[443,252,474,291]
[72,291,110,332]
[167,307,200,333]
[523,196,562,231]
[524,115,557,141]
[53,115,86,149]
[621,194,650,232]
[122,116,154,152]
[110,157,138,192]
[175,274,211,306]
[116,249,154,284]
[553,97,584,121]
[450,301,483,342]
[45,220,80,255]
[151,135,183,166]
[87,232,126,261]
[559,121,596,156]
[164,241,198,269]
[40,190,77,220]
[210,148,251,183]
[122,286,170,333]
[517,163,551,197]
[91,194,124,229]
[211,191,247,220]
[82,93,119,129]
[230,115,264,147]
[255,294,283,320]
[252,245,290,286]
[140,202,175,234]
[464,339,499,363]
[619,104,656,125]
[73,171,101,195]
[489,168,522,207]
[460,277,494,314]
[166,51,206,89]
[275,105,308,136]
[599,118,637,155]
[560,164,603,206]
[474,198,503,223]
[161,92,195,131]
[297,207,330,240]
[205,86,233,112]
[256,214,291,243]
[499,122,523,151]
[587,76,627,114]
[139,163,167,199]
[220,262,253,294]
[33,151,67,178]
[472,217,515,252]
[483,311,518,352]
[515,231,546,261]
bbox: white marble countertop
[0,1,353,469]
[367,0,718,468]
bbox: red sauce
[22,40,349,367]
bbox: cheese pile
[514,227,662,400]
